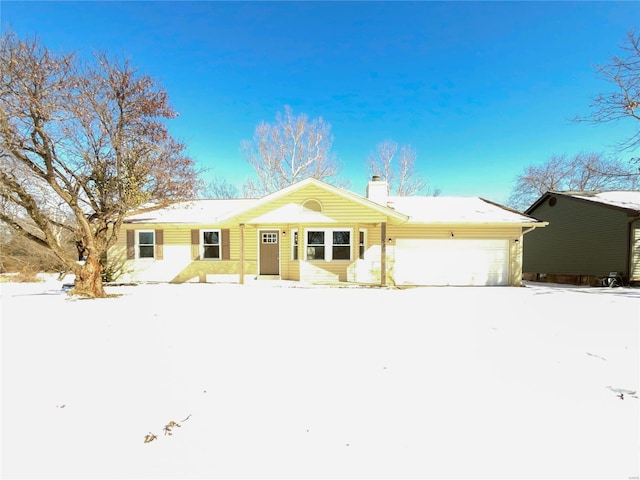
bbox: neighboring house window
[359,229,366,260]
[202,230,221,259]
[292,229,299,260]
[305,229,352,261]
[137,230,155,258]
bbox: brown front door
[259,230,279,275]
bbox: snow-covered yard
[1,278,638,479]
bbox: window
[138,231,155,259]
[332,231,351,260]
[359,230,366,260]
[302,199,322,212]
[262,232,278,243]
[202,230,221,259]
[307,231,325,260]
[305,229,352,261]
[292,229,299,260]
[128,230,163,260]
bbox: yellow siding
[110,224,260,283]
[236,184,390,224]
[387,225,522,239]
[300,261,351,283]
[111,222,526,285]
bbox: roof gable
[231,178,409,225]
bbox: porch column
[239,223,245,285]
[380,221,387,287]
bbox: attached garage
[393,239,510,286]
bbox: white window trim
[359,228,367,260]
[201,229,222,260]
[291,228,299,260]
[136,229,155,260]
[304,228,352,262]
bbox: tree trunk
[71,254,106,298]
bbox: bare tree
[0,226,70,277]
[241,105,340,196]
[367,140,437,196]
[202,177,239,199]
[575,29,640,151]
[507,152,639,212]
[0,33,202,297]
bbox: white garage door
[394,239,510,286]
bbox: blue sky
[2,1,639,203]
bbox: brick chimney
[366,175,389,205]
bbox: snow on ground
[1,278,638,479]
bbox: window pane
[203,231,219,245]
[203,245,220,259]
[333,246,350,260]
[333,231,350,245]
[139,232,154,245]
[307,246,325,260]
[262,233,277,243]
[293,231,298,260]
[139,245,154,258]
[307,231,324,245]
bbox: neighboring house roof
[526,191,640,215]
[124,178,543,226]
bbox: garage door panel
[394,239,509,286]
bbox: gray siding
[524,194,630,276]
[632,221,640,281]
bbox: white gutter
[522,223,548,235]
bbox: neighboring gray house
[523,191,640,285]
